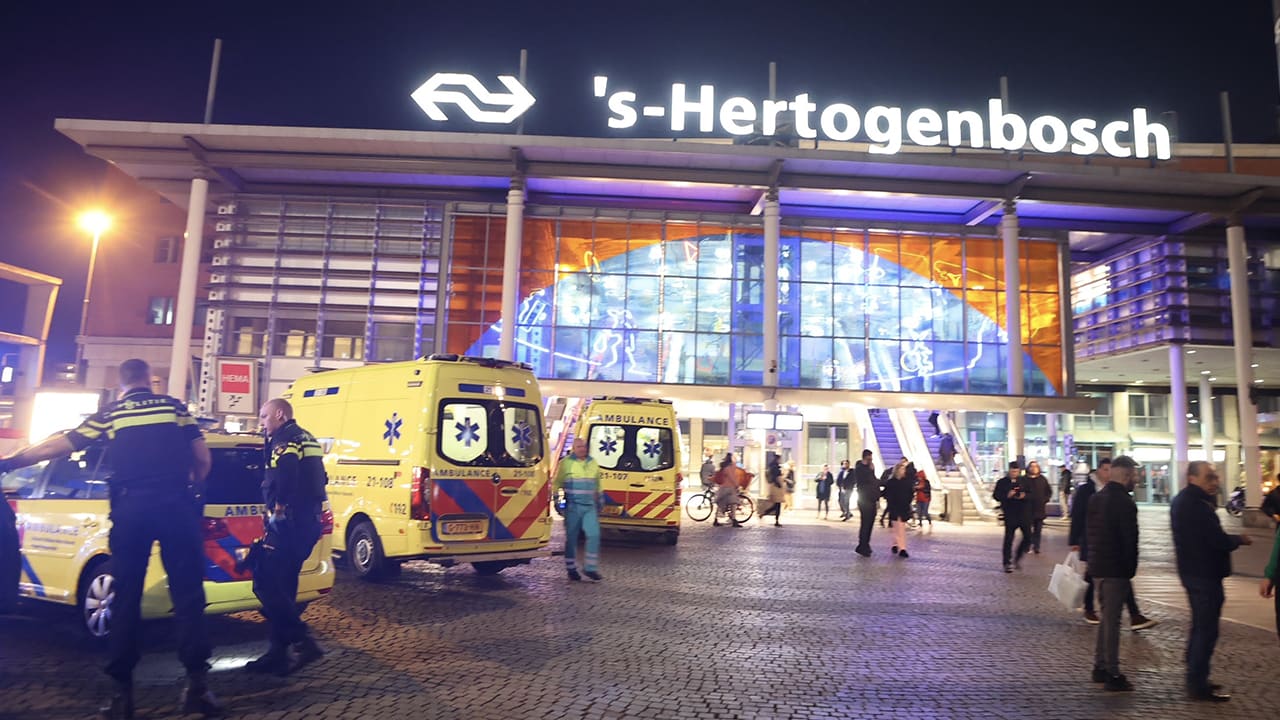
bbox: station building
[55,115,1280,518]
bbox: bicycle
[685,486,755,524]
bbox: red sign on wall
[216,359,256,414]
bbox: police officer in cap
[0,358,221,719]
[245,398,328,675]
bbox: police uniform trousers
[563,501,600,573]
[252,508,322,648]
[0,498,19,611]
[107,494,211,682]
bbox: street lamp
[75,210,111,384]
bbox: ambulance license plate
[602,506,623,517]
[442,520,485,535]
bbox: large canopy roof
[55,119,1280,253]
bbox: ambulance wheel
[472,561,507,576]
[348,521,387,581]
[78,558,117,641]
[661,531,679,546]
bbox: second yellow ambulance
[563,396,683,545]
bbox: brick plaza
[2,507,1277,720]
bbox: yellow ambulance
[2,432,335,639]
[564,396,682,545]
[285,354,552,579]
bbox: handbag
[1048,550,1088,611]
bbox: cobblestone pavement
[2,507,1278,720]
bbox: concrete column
[1226,222,1263,515]
[1045,412,1058,464]
[167,177,209,401]
[498,178,525,361]
[1199,377,1215,463]
[763,190,780,387]
[1170,345,1189,493]
[1002,202,1024,463]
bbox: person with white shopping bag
[1049,549,1088,610]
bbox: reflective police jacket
[67,386,201,501]
[264,419,328,512]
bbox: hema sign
[410,72,1173,161]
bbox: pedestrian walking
[1025,461,1052,554]
[1060,466,1074,515]
[835,460,854,521]
[759,453,785,526]
[1262,524,1280,643]
[814,464,834,519]
[554,437,604,581]
[783,461,796,510]
[927,411,941,436]
[884,461,914,558]
[0,359,222,718]
[1085,455,1141,692]
[244,399,329,676]
[878,462,898,528]
[913,469,933,530]
[993,461,1032,572]
[937,432,956,472]
[1071,460,1158,629]
[853,450,879,557]
[1170,461,1252,702]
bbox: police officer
[246,398,327,675]
[0,359,221,719]
[554,437,603,582]
[0,486,18,615]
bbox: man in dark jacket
[1171,461,1252,702]
[835,460,854,521]
[993,461,1031,573]
[1069,460,1156,629]
[1085,455,1140,692]
[853,450,879,556]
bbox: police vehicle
[1,432,335,639]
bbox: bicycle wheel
[733,494,755,523]
[685,491,714,522]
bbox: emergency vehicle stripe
[19,556,45,597]
[433,479,491,516]
[631,492,667,518]
[494,481,536,539]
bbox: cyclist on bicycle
[699,451,716,493]
[714,453,746,528]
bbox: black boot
[179,671,225,717]
[292,635,326,672]
[245,643,291,676]
[99,680,134,720]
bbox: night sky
[2,0,1278,364]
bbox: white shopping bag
[1048,552,1088,611]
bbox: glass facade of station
[451,209,1065,396]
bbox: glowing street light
[75,210,111,383]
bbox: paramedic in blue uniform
[0,358,221,719]
[554,437,603,582]
[246,398,328,675]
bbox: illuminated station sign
[411,71,1173,160]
